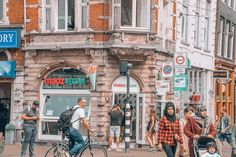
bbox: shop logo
[44,78,86,85]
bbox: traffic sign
[162,62,173,78]
[175,68,186,75]
[174,75,188,91]
[174,52,187,67]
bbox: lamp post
[119,61,132,153]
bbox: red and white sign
[174,52,187,67]
[112,76,140,93]
[162,62,173,78]
[156,80,170,95]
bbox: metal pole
[125,72,131,153]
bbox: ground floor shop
[19,48,169,145]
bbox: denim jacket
[219,115,231,134]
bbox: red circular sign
[176,56,185,65]
[163,65,172,74]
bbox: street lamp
[119,61,132,153]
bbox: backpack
[57,107,80,133]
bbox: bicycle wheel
[45,145,70,157]
[79,144,108,157]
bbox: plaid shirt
[157,116,183,146]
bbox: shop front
[39,68,92,140]
[111,76,145,145]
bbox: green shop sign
[43,68,90,89]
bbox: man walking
[218,108,231,144]
[108,104,124,151]
[20,100,40,157]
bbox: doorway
[113,93,145,144]
[0,83,11,135]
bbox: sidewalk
[0,142,232,157]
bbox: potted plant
[5,123,16,144]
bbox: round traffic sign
[163,65,172,74]
[176,56,185,65]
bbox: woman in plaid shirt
[157,102,184,157]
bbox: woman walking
[184,105,216,157]
[157,102,183,157]
[146,108,157,152]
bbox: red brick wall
[11,49,24,66]
[7,0,24,24]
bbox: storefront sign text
[44,78,86,85]
[0,29,20,48]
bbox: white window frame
[41,0,88,32]
[181,0,188,42]
[119,0,150,31]
[39,88,91,140]
[224,20,230,58]
[204,1,210,50]
[228,23,235,59]
[194,0,200,47]
[218,17,224,56]
[0,0,8,24]
[187,69,203,93]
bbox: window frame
[41,0,89,32]
[118,0,151,31]
[217,17,224,56]
[194,0,200,47]
[223,20,230,58]
[204,1,210,51]
[181,0,188,42]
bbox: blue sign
[0,29,20,48]
[0,61,16,78]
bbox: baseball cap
[33,100,40,106]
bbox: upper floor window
[120,0,150,30]
[227,23,235,59]
[181,0,188,42]
[217,17,224,56]
[204,1,210,50]
[42,0,88,32]
[194,0,200,46]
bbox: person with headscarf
[157,102,183,157]
[184,105,216,157]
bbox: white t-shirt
[201,152,221,157]
[70,105,85,130]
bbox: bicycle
[44,130,108,157]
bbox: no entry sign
[174,52,187,67]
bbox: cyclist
[67,98,94,156]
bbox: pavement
[0,141,232,157]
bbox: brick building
[19,0,176,145]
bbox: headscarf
[193,105,211,135]
[163,102,176,122]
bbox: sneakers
[148,147,156,152]
[108,148,112,151]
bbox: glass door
[136,94,145,144]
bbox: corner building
[23,0,174,145]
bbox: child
[202,142,221,157]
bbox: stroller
[193,136,221,157]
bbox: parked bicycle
[44,130,108,157]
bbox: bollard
[125,103,131,153]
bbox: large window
[194,0,200,46]
[181,0,188,42]
[228,23,235,59]
[120,0,150,29]
[217,17,224,56]
[42,0,88,32]
[204,1,210,50]
[188,69,203,93]
[224,20,230,58]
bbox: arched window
[0,51,8,61]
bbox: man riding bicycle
[67,98,94,156]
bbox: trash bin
[5,123,16,144]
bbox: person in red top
[157,102,184,157]
[184,105,216,157]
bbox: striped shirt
[157,116,183,146]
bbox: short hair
[184,107,193,114]
[78,98,86,103]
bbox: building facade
[175,0,217,117]
[215,0,236,123]
[18,0,176,145]
[0,0,24,139]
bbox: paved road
[0,142,232,157]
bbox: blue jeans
[162,143,177,157]
[21,127,37,157]
[218,133,232,144]
[68,127,85,156]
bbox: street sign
[174,75,188,91]
[162,62,173,78]
[156,80,170,95]
[174,52,187,67]
[213,70,229,79]
[175,68,186,75]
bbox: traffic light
[119,61,128,76]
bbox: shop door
[113,93,145,143]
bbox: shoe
[108,148,111,151]
[116,148,123,152]
[148,147,156,152]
